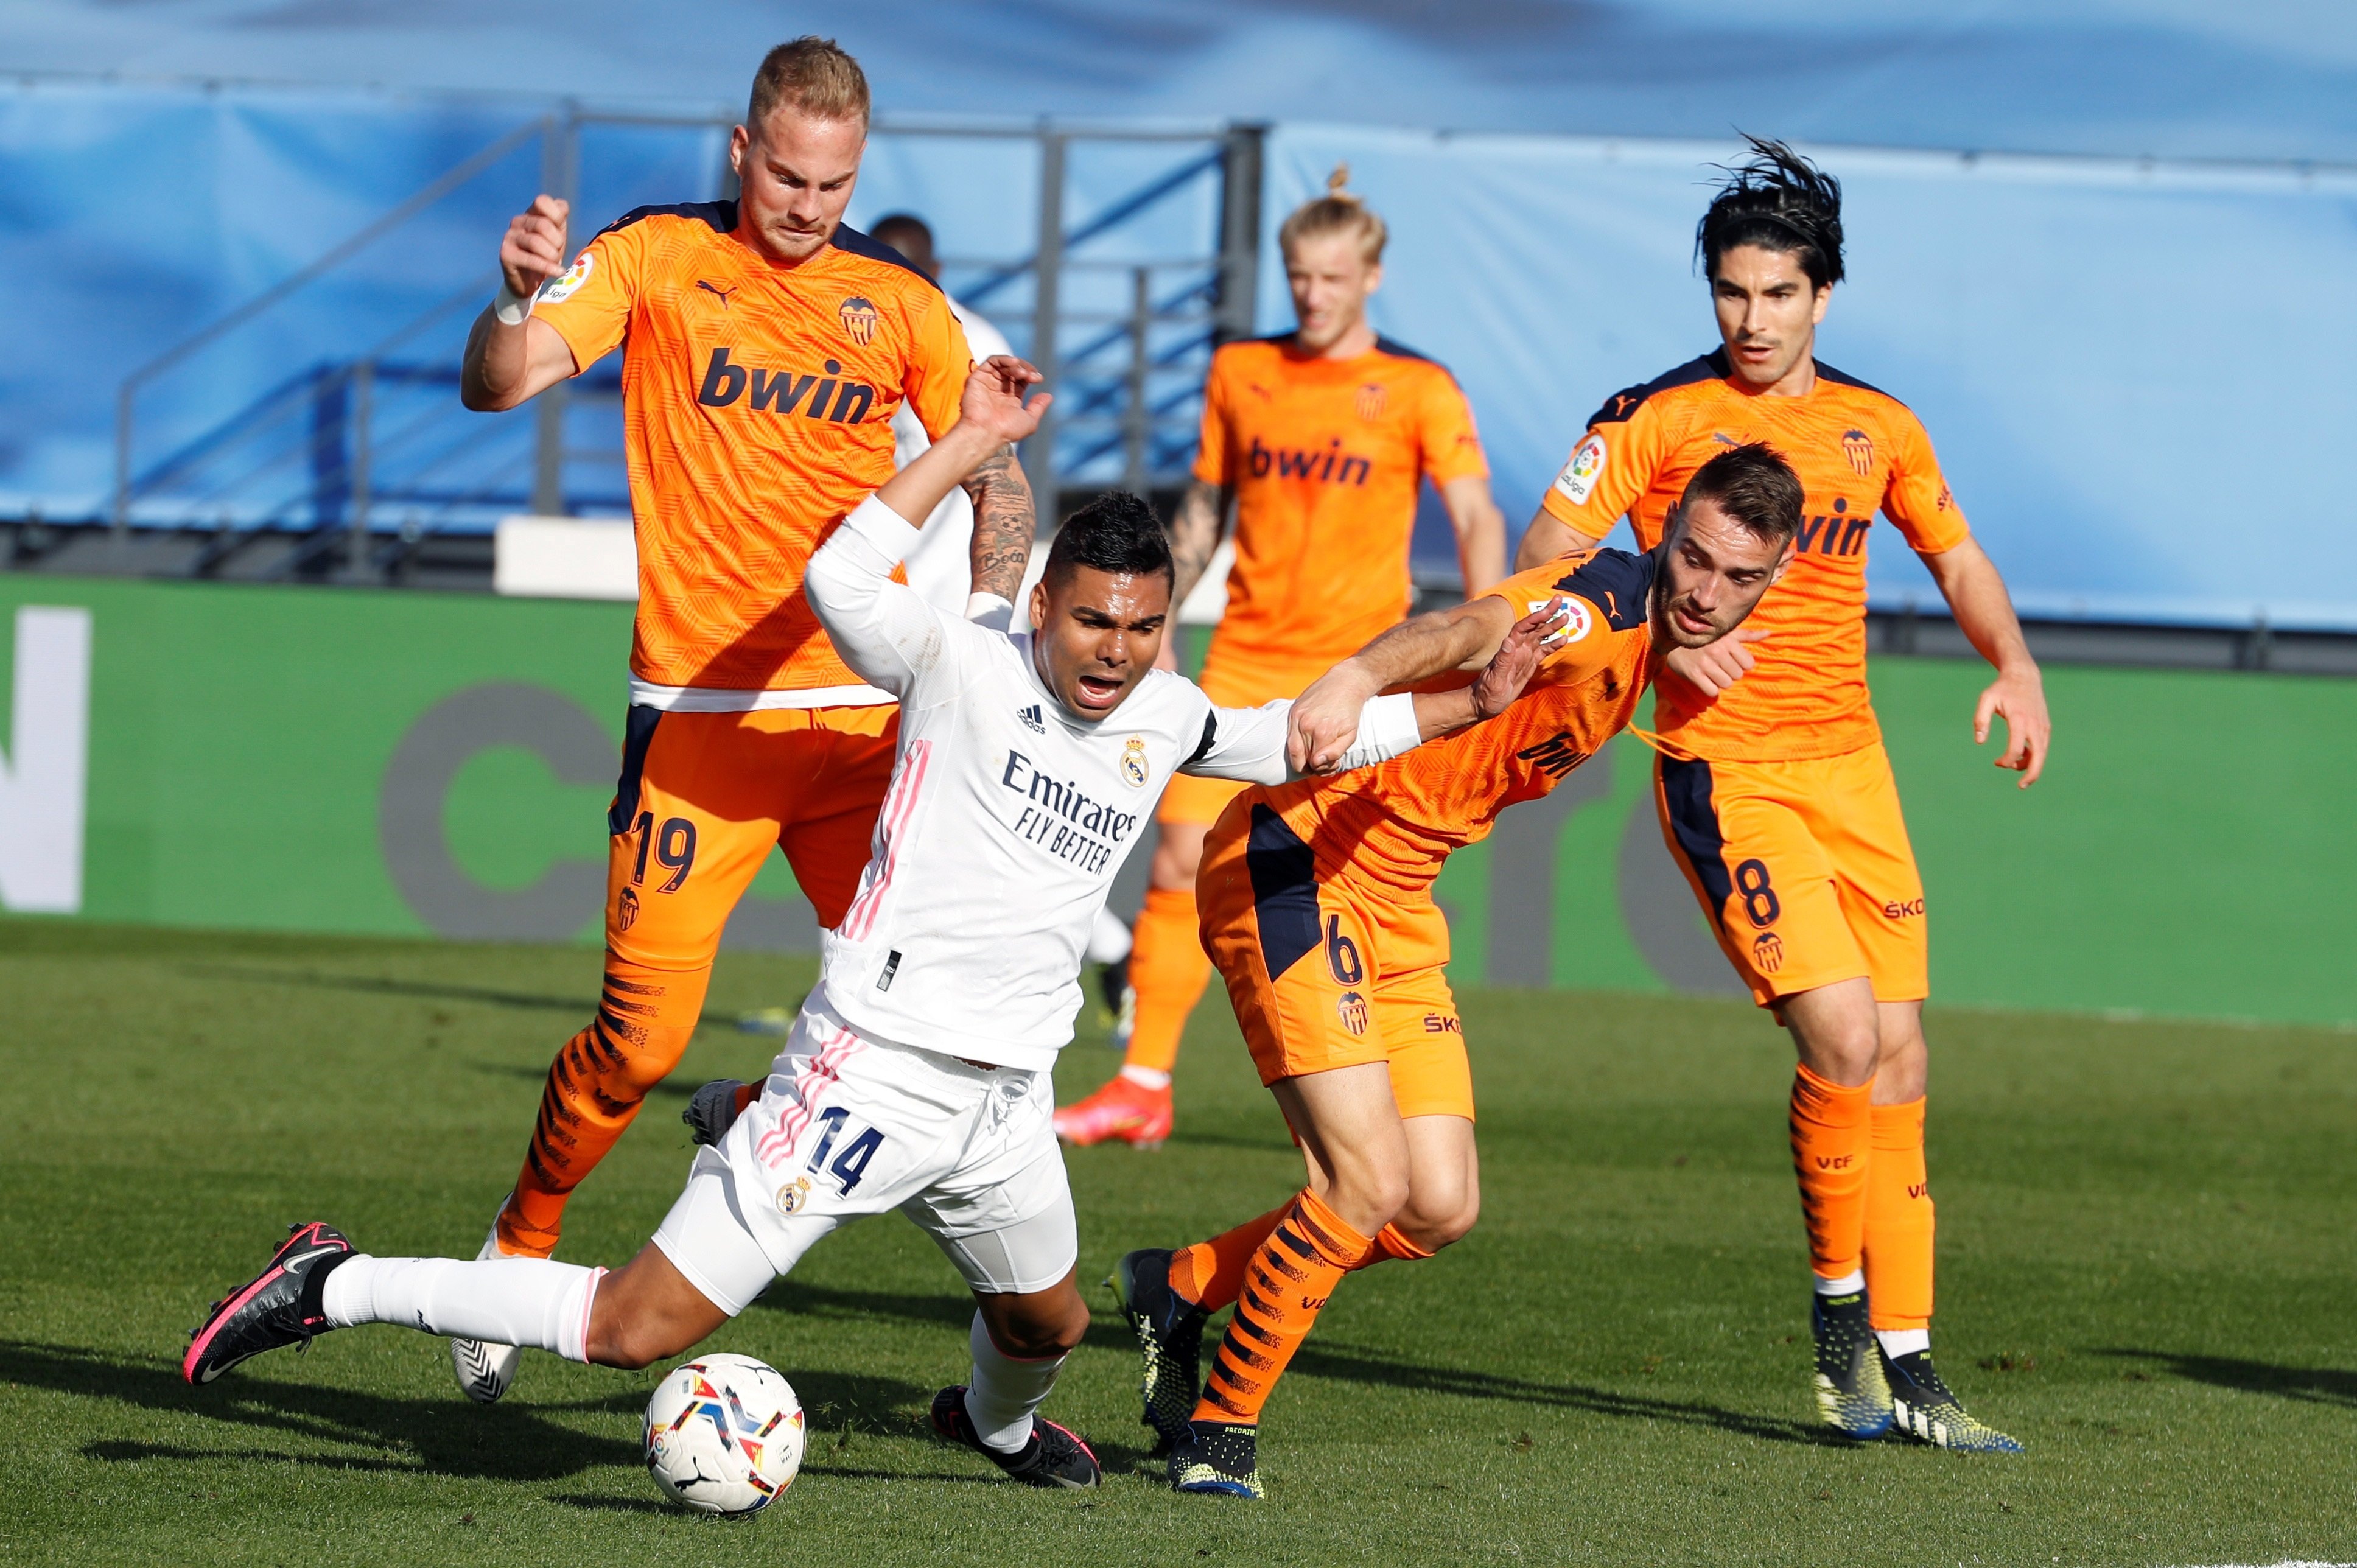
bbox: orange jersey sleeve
[1413,367,1488,488]
[1538,368,1696,542]
[531,214,648,371]
[1880,404,1970,555]
[1481,556,1638,690]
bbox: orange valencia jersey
[1539,349,1970,761]
[1194,334,1488,682]
[1251,550,1656,898]
[533,202,972,696]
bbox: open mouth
[1074,671,1124,710]
[1672,602,1716,639]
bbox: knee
[986,1294,1090,1359]
[1328,1165,1411,1235]
[587,1320,681,1372]
[1397,1183,1480,1253]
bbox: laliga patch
[1527,598,1602,646]
[1121,736,1150,789]
[1553,432,1606,506]
[535,251,594,304]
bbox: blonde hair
[1277,165,1387,265]
[748,36,870,129]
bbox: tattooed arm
[1168,477,1233,608]
[960,445,1038,604]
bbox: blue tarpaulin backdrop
[7,2,2356,625]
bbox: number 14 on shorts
[804,1107,884,1196]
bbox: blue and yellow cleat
[1106,1247,1208,1453]
[1811,1288,1895,1439]
[1881,1346,2025,1453]
[1169,1418,1263,1499]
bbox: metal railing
[105,108,1265,581]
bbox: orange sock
[497,952,707,1257]
[1373,1223,1434,1262]
[1194,1189,1372,1425]
[1788,1063,1874,1283]
[1863,1096,1934,1329]
[1122,884,1213,1075]
[1169,1203,1291,1311]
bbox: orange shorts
[1197,796,1474,1121]
[603,704,897,988]
[1654,742,1928,1007]
[1155,643,1331,828]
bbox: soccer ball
[643,1353,805,1515]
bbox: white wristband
[492,284,533,327]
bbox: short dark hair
[1697,136,1844,290]
[1676,442,1803,546]
[1043,491,1174,589]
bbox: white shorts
[650,1003,1077,1316]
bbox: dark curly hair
[1696,136,1844,290]
[1044,489,1174,587]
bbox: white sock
[321,1255,605,1363]
[962,1310,1067,1454]
[1813,1269,1866,1297]
[1118,1065,1171,1091]
[1877,1328,1930,1359]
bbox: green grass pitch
[4,920,2355,1566]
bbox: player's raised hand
[1287,661,1383,774]
[960,355,1051,446]
[500,194,570,301]
[1469,600,1565,720]
[1660,628,1768,697]
[1974,663,2050,787]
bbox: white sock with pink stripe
[321,1255,604,1362]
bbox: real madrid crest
[1121,736,1150,789]
[776,1175,814,1216]
[839,295,880,346]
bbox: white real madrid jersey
[804,494,1420,1070]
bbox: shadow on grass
[1290,1341,1833,1446]
[2098,1348,2357,1407]
[749,1285,1828,1448]
[179,964,594,1015]
[6,1339,637,1482]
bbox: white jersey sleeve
[894,298,1015,617]
[1179,692,1426,785]
[804,495,981,710]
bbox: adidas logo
[1018,704,1045,734]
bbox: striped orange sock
[1863,1097,1934,1329]
[1788,1063,1874,1283]
[1169,1203,1291,1311]
[1194,1190,1372,1426]
[1122,885,1213,1075]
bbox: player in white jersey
[181,357,1554,1489]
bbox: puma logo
[696,279,737,308]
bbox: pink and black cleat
[183,1222,354,1384]
[929,1385,1101,1488]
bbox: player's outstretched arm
[1166,480,1232,607]
[1919,536,2050,787]
[460,195,582,412]
[1284,593,1545,774]
[959,446,1037,604]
